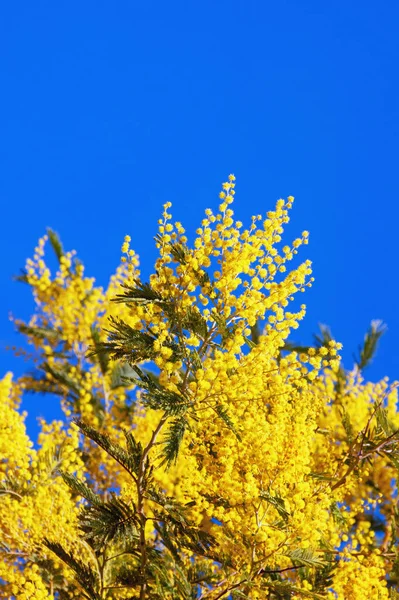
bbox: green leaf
[43,540,101,600]
[123,430,143,474]
[74,419,139,479]
[231,591,251,599]
[334,365,347,397]
[263,579,326,599]
[47,228,64,263]
[113,563,144,588]
[330,501,348,527]
[0,473,33,500]
[188,348,203,372]
[89,316,158,364]
[42,444,64,478]
[169,561,192,599]
[60,472,102,506]
[196,269,211,287]
[79,494,140,547]
[260,490,290,523]
[15,322,61,343]
[162,416,189,467]
[181,307,208,339]
[109,361,137,389]
[128,365,190,415]
[341,410,354,445]
[154,520,182,563]
[250,322,260,346]
[308,471,333,481]
[213,403,241,441]
[376,405,396,438]
[312,552,336,593]
[41,362,81,396]
[212,313,238,347]
[170,242,189,265]
[285,548,327,569]
[355,320,387,371]
[314,323,334,348]
[113,280,166,305]
[90,326,109,376]
[18,373,64,398]
[13,268,29,283]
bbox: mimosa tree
[1,176,398,599]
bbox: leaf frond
[43,540,101,600]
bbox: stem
[142,412,168,465]
[197,572,240,600]
[105,549,139,563]
[102,380,110,415]
[137,412,168,600]
[99,550,107,599]
[331,400,380,491]
[1,489,23,500]
[210,580,245,600]
[104,584,136,590]
[138,506,147,600]
[258,565,302,575]
[89,544,106,599]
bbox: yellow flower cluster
[0,373,33,482]
[3,563,53,600]
[327,548,389,600]
[0,373,89,597]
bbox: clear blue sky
[1,1,398,438]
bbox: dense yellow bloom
[1,177,398,598]
[0,374,85,598]
[327,548,389,600]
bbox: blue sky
[0,1,398,438]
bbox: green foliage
[79,494,140,548]
[113,280,166,306]
[43,541,102,600]
[162,415,190,467]
[94,316,160,364]
[74,420,141,480]
[285,548,326,569]
[47,418,219,599]
[47,228,64,263]
[128,365,190,415]
[90,326,110,377]
[355,320,387,371]
[260,490,290,523]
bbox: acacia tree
[1,176,399,599]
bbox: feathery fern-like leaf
[60,472,102,506]
[74,419,139,479]
[162,416,189,467]
[47,228,64,263]
[79,494,140,547]
[355,320,387,371]
[43,540,101,600]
